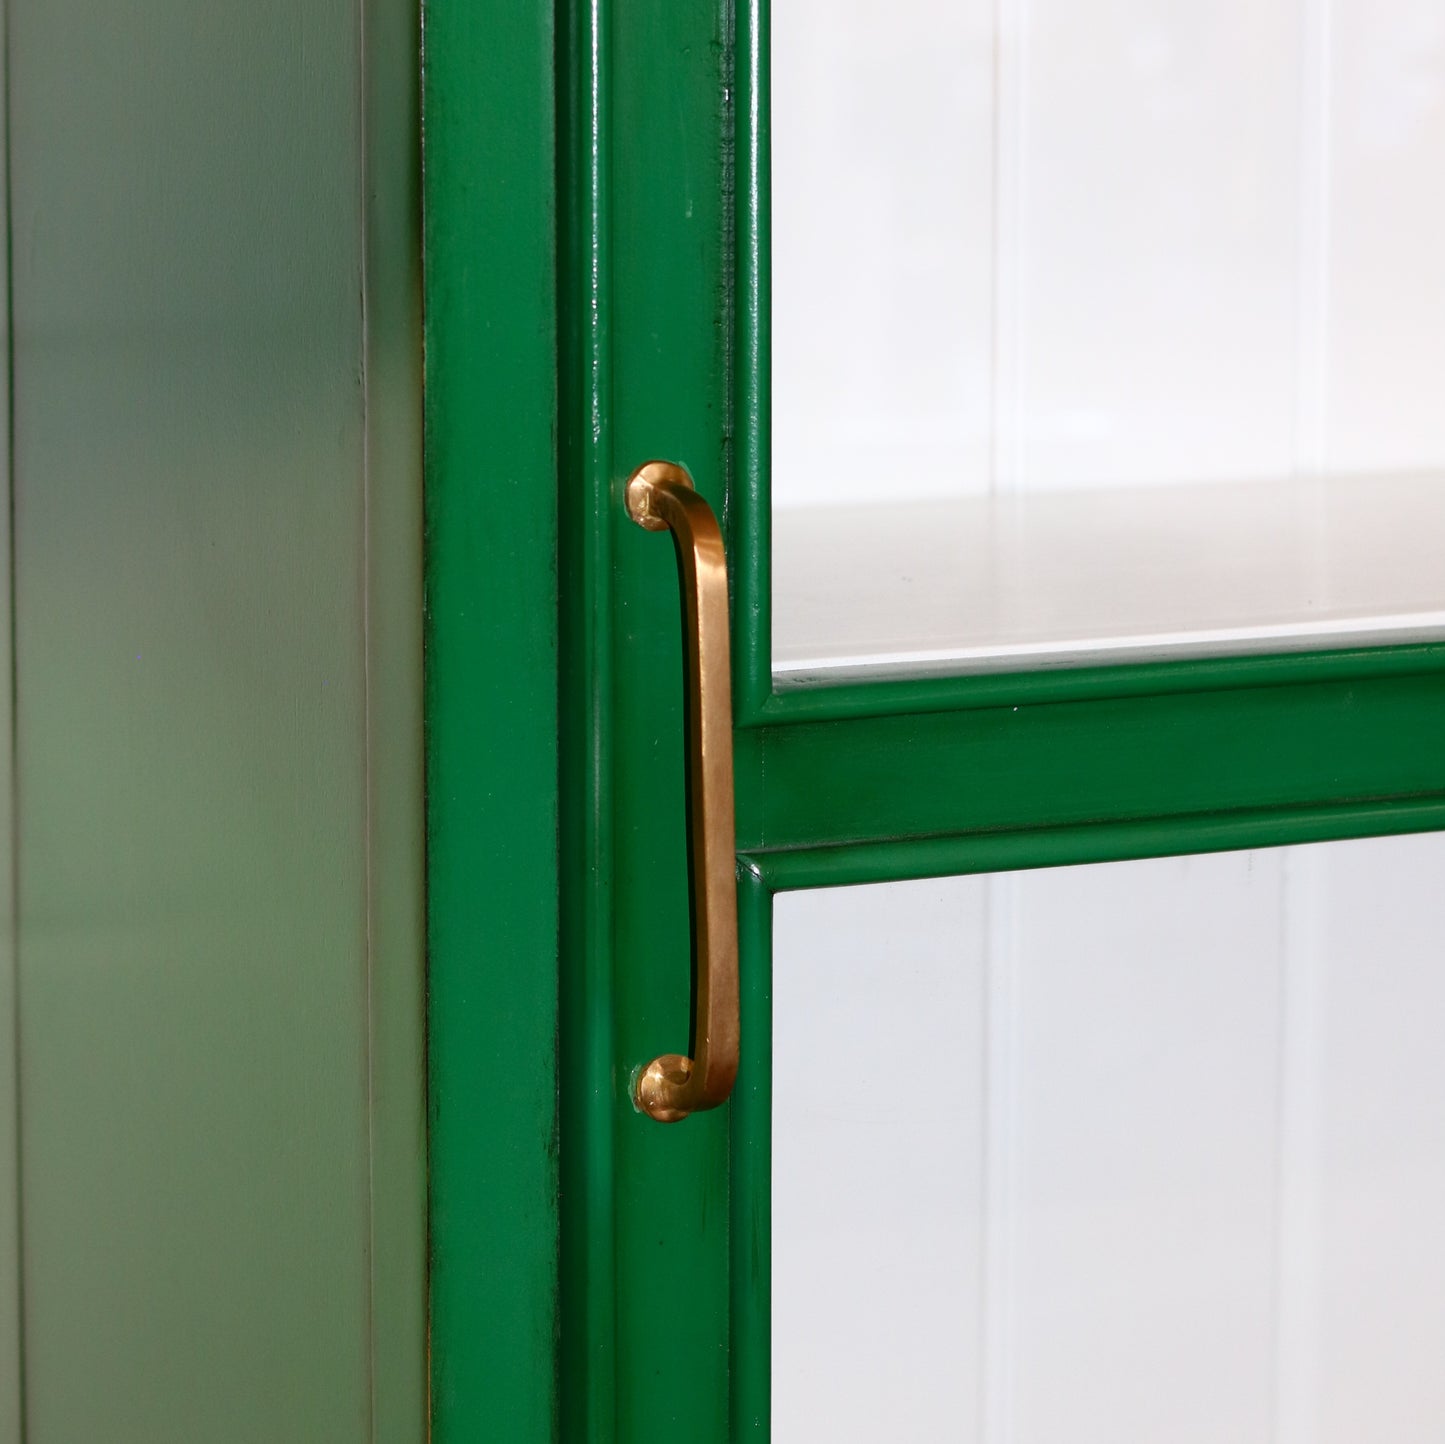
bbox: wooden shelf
[773,472,1445,679]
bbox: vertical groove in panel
[1307,833,1445,1438]
[770,0,994,505]
[771,881,984,1441]
[356,2,377,1437]
[981,874,1018,1444]
[1272,848,1326,1444]
[1024,3,1303,489]
[557,0,617,1432]
[1294,0,1333,473]
[11,1,375,1435]
[990,0,1026,497]
[1007,854,1283,1440]
[1325,3,1445,469]
[425,0,559,1432]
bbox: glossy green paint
[737,665,1445,856]
[748,796,1445,894]
[4,1,425,1437]
[422,0,560,1439]
[763,639,1445,720]
[556,0,618,1433]
[425,0,1445,1434]
[556,0,734,1439]
[731,0,771,728]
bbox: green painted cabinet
[425,0,1445,1440]
[3,0,1438,1438]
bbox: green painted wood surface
[422,0,560,1440]
[413,0,1445,1432]
[736,666,1445,857]
[0,5,18,1435]
[556,0,618,1431]
[729,871,772,1441]
[731,0,771,728]
[554,0,736,1440]
[5,1,425,1438]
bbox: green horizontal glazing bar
[743,795,1445,893]
[756,641,1445,724]
[735,666,1445,857]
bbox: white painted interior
[772,832,1445,1442]
[771,0,1445,674]
[773,472,1445,677]
[769,8,1445,1431]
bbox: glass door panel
[771,832,1445,1440]
[771,0,1445,679]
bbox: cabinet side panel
[8,0,397,1437]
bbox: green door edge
[423,0,561,1438]
[0,0,427,1435]
[364,5,431,1440]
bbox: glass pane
[771,833,1445,1440]
[771,0,1445,678]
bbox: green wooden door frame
[423,0,1445,1438]
[422,0,560,1439]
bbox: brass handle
[626,460,739,1124]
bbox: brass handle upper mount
[626,460,739,1124]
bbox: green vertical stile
[423,0,560,1437]
[732,0,771,726]
[728,7,770,1429]
[607,0,735,1437]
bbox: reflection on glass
[773,834,1445,1441]
[6,1,408,1436]
[772,0,1445,676]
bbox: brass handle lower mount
[626,460,739,1124]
